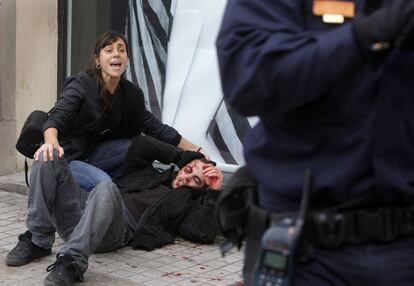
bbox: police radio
[253,170,312,286]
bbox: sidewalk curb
[0,172,28,195]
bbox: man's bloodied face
[172,159,208,189]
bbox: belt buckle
[313,212,346,248]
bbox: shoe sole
[5,251,51,266]
[5,257,31,266]
[44,275,73,286]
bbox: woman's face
[96,37,128,82]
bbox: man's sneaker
[5,231,51,266]
[44,254,84,286]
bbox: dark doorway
[59,0,129,83]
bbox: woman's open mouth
[110,62,122,70]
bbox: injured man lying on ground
[116,134,224,250]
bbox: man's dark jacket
[115,135,220,251]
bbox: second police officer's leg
[293,237,414,286]
[293,245,364,286]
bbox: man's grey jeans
[27,150,132,273]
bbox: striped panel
[126,1,254,165]
[125,0,173,120]
[207,100,255,165]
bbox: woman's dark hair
[86,31,129,111]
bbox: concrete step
[0,171,28,195]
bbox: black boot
[5,231,51,266]
[44,254,84,286]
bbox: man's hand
[202,165,224,190]
[396,16,414,50]
[352,0,414,59]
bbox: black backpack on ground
[15,110,48,186]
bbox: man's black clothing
[131,187,219,250]
[115,135,219,251]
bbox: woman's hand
[202,164,224,190]
[177,137,211,160]
[34,142,64,161]
[196,147,211,161]
[34,128,64,161]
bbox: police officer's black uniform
[217,0,414,285]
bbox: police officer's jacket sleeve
[216,0,364,116]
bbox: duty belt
[306,206,414,248]
[265,205,414,249]
[216,166,414,252]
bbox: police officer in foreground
[216,0,414,285]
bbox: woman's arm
[38,74,87,160]
[176,137,209,159]
[44,75,87,133]
[141,110,182,145]
[141,111,210,159]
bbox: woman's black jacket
[43,72,181,161]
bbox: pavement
[0,172,244,286]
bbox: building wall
[0,0,17,175]
[0,0,58,175]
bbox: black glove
[352,0,414,60]
[396,16,414,50]
[176,150,205,168]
